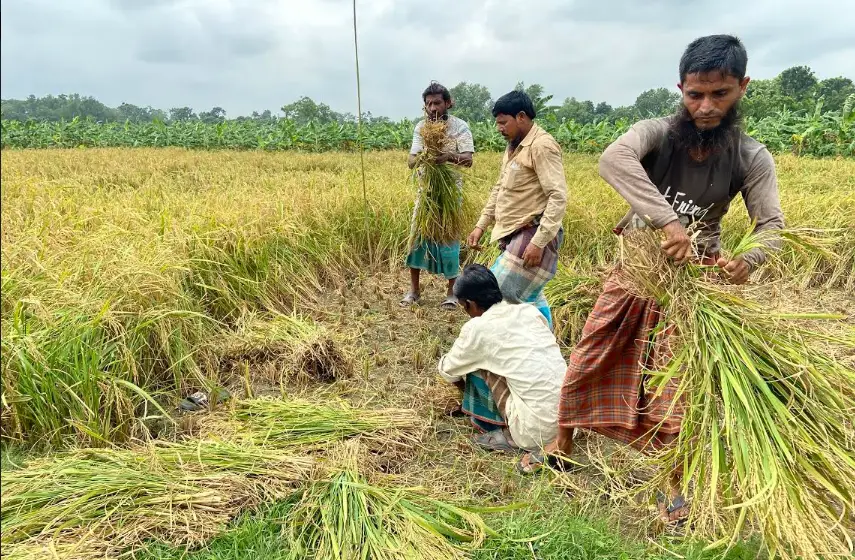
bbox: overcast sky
[2,0,854,119]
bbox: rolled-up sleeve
[409,121,424,155]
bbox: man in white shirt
[438,264,567,453]
[402,82,475,310]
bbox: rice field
[1,148,854,559]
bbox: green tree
[817,77,855,113]
[779,66,818,100]
[557,97,595,124]
[280,97,342,125]
[117,103,166,122]
[198,106,227,124]
[633,88,680,118]
[594,102,613,119]
[610,105,639,122]
[449,82,492,123]
[169,107,197,122]
[514,82,558,118]
[741,78,808,119]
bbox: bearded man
[518,34,785,524]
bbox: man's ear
[739,76,751,95]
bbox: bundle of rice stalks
[197,396,420,449]
[543,265,601,346]
[280,443,520,559]
[0,442,313,559]
[409,117,466,248]
[616,229,855,559]
[210,312,350,384]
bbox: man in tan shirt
[466,90,568,328]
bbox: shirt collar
[519,122,541,148]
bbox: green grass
[133,489,764,560]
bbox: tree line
[2,66,852,126]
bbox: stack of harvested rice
[280,441,520,560]
[210,312,350,384]
[0,442,313,558]
[1,397,421,558]
[409,117,466,249]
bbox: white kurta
[438,301,567,450]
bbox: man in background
[401,82,474,310]
[466,90,567,328]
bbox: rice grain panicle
[615,227,855,560]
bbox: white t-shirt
[409,115,475,155]
[437,301,566,450]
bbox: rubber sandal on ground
[400,292,420,307]
[473,429,518,452]
[439,295,458,311]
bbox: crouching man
[437,264,566,453]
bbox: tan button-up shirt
[475,123,568,248]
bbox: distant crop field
[3,106,854,156]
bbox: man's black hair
[453,264,503,311]
[491,90,536,119]
[679,34,748,83]
[423,81,452,102]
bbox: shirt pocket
[505,154,534,191]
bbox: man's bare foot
[516,441,570,475]
[656,492,689,524]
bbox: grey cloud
[550,0,707,26]
[108,0,178,11]
[1,0,853,119]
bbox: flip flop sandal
[400,292,420,307]
[473,429,518,452]
[439,295,458,311]
[179,388,231,412]
[179,391,208,412]
[444,403,465,417]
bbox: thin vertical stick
[352,0,373,266]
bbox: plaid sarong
[490,224,564,329]
[461,370,510,432]
[557,272,681,452]
[558,252,717,452]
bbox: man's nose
[698,97,716,114]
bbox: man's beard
[428,110,449,121]
[669,104,742,153]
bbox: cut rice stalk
[615,228,855,560]
[0,442,313,558]
[409,117,467,249]
[279,442,520,560]
[209,396,420,449]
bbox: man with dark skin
[518,35,785,525]
[466,91,567,328]
[438,264,565,453]
[402,82,474,310]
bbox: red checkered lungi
[557,271,681,452]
